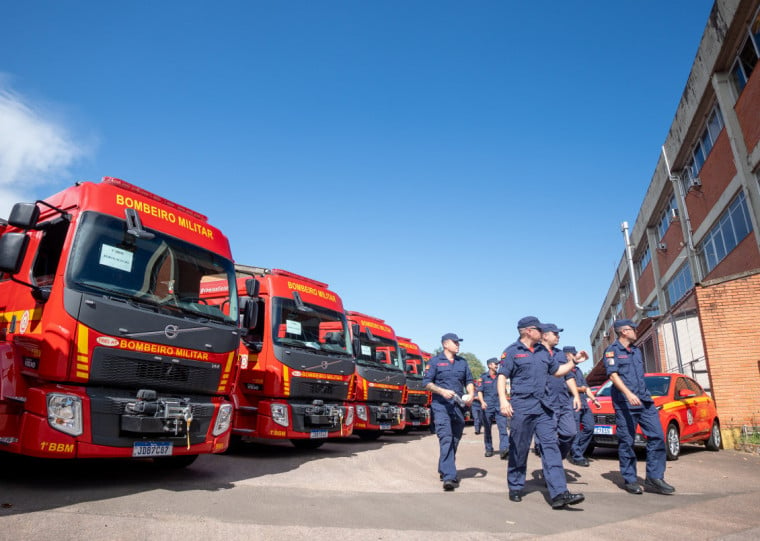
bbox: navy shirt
[422,352,474,406]
[603,339,651,409]
[572,366,590,409]
[479,373,500,410]
[545,347,574,411]
[497,340,559,414]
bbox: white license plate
[132,441,173,457]
[411,421,420,426]
[379,423,391,430]
[310,430,328,439]
[594,425,614,435]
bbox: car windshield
[356,333,403,370]
[595,375,671,397]
[271,297,352,355]
[67,211,238,324]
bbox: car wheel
[665,423,680,461]
[706,419,721,451]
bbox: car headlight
[47,393,83,436]
[271,403,289,427]
[345,406,354,426]
[212,403,233,436]
[356,405,367,421]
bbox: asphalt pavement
[1,427,759,540]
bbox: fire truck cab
[397,336,431,430]
[345,311,406,440]
[0,177,238,466]
[204,265,355,449]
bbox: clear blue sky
[1,1,714,369]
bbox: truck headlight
[345,406,354,426]
[356,405,367,421]
[47,393,83,436]
[212,403,233,436]
[271,403,289,427]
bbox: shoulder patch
[605,358,615,366]
[500,352,507,360]
[605,351,615,358]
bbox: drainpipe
[621,221,649,314]
[661,146,702,281]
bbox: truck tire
[356,430,382,441]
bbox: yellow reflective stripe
[76,324,89,377]
[216,351,235,392]
[283,365,290,396]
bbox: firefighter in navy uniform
[497,316,585,509]
[471,377,484,434]
[480,358,509,459]
[423,333,474,491]
[605,319,675,495]
[566,345,599,467]
[537,323,580,460]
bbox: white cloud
[0,78,91,217]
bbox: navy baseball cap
[562,346,578,354]
[613,319,638,330]
[441,332,463,343]
[486,357,499,365]
[517,316,542,329]
[539,323,563,333]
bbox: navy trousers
[432,401,465,482]
[614,402,666,484]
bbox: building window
[730,7,760,95]
[700,190,753,274]
[684,106,725,184]
[646,298,660,317]
[666,264,693,306]
[636,246,651,277]
[657,195,677,241]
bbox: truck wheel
[290,439,324,450]
[153,455,199,468]
[665,423,680,461]
[706,419,721,451]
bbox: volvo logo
[165,325,179,339]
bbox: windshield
[596,375,671,397]
[356,333,403,370]
[402,351,424,375]
[67,211,238,324]
[271,297,352,355]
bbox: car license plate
[379,423,391,430]
[594,425,614,435]
[412,421,420,426]
[132,441,172,457]
[310,430,328,439]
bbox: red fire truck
[397,336,431,430]
[202,265,354,449]
[345,311,405,439]
[0,177,238,466]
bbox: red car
[592,373,721,460]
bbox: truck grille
[406,393,428,406]
[289,379,348,400]
[90,347,221,395]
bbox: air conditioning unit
[657,242,667,251]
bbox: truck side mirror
[7,203,40,229]
[242,297,258,330]
[351,323,361,357]
[245,277,259,297]
[0,232,30,274]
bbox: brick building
[588,0,760,434]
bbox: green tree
[431,348,485,379]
